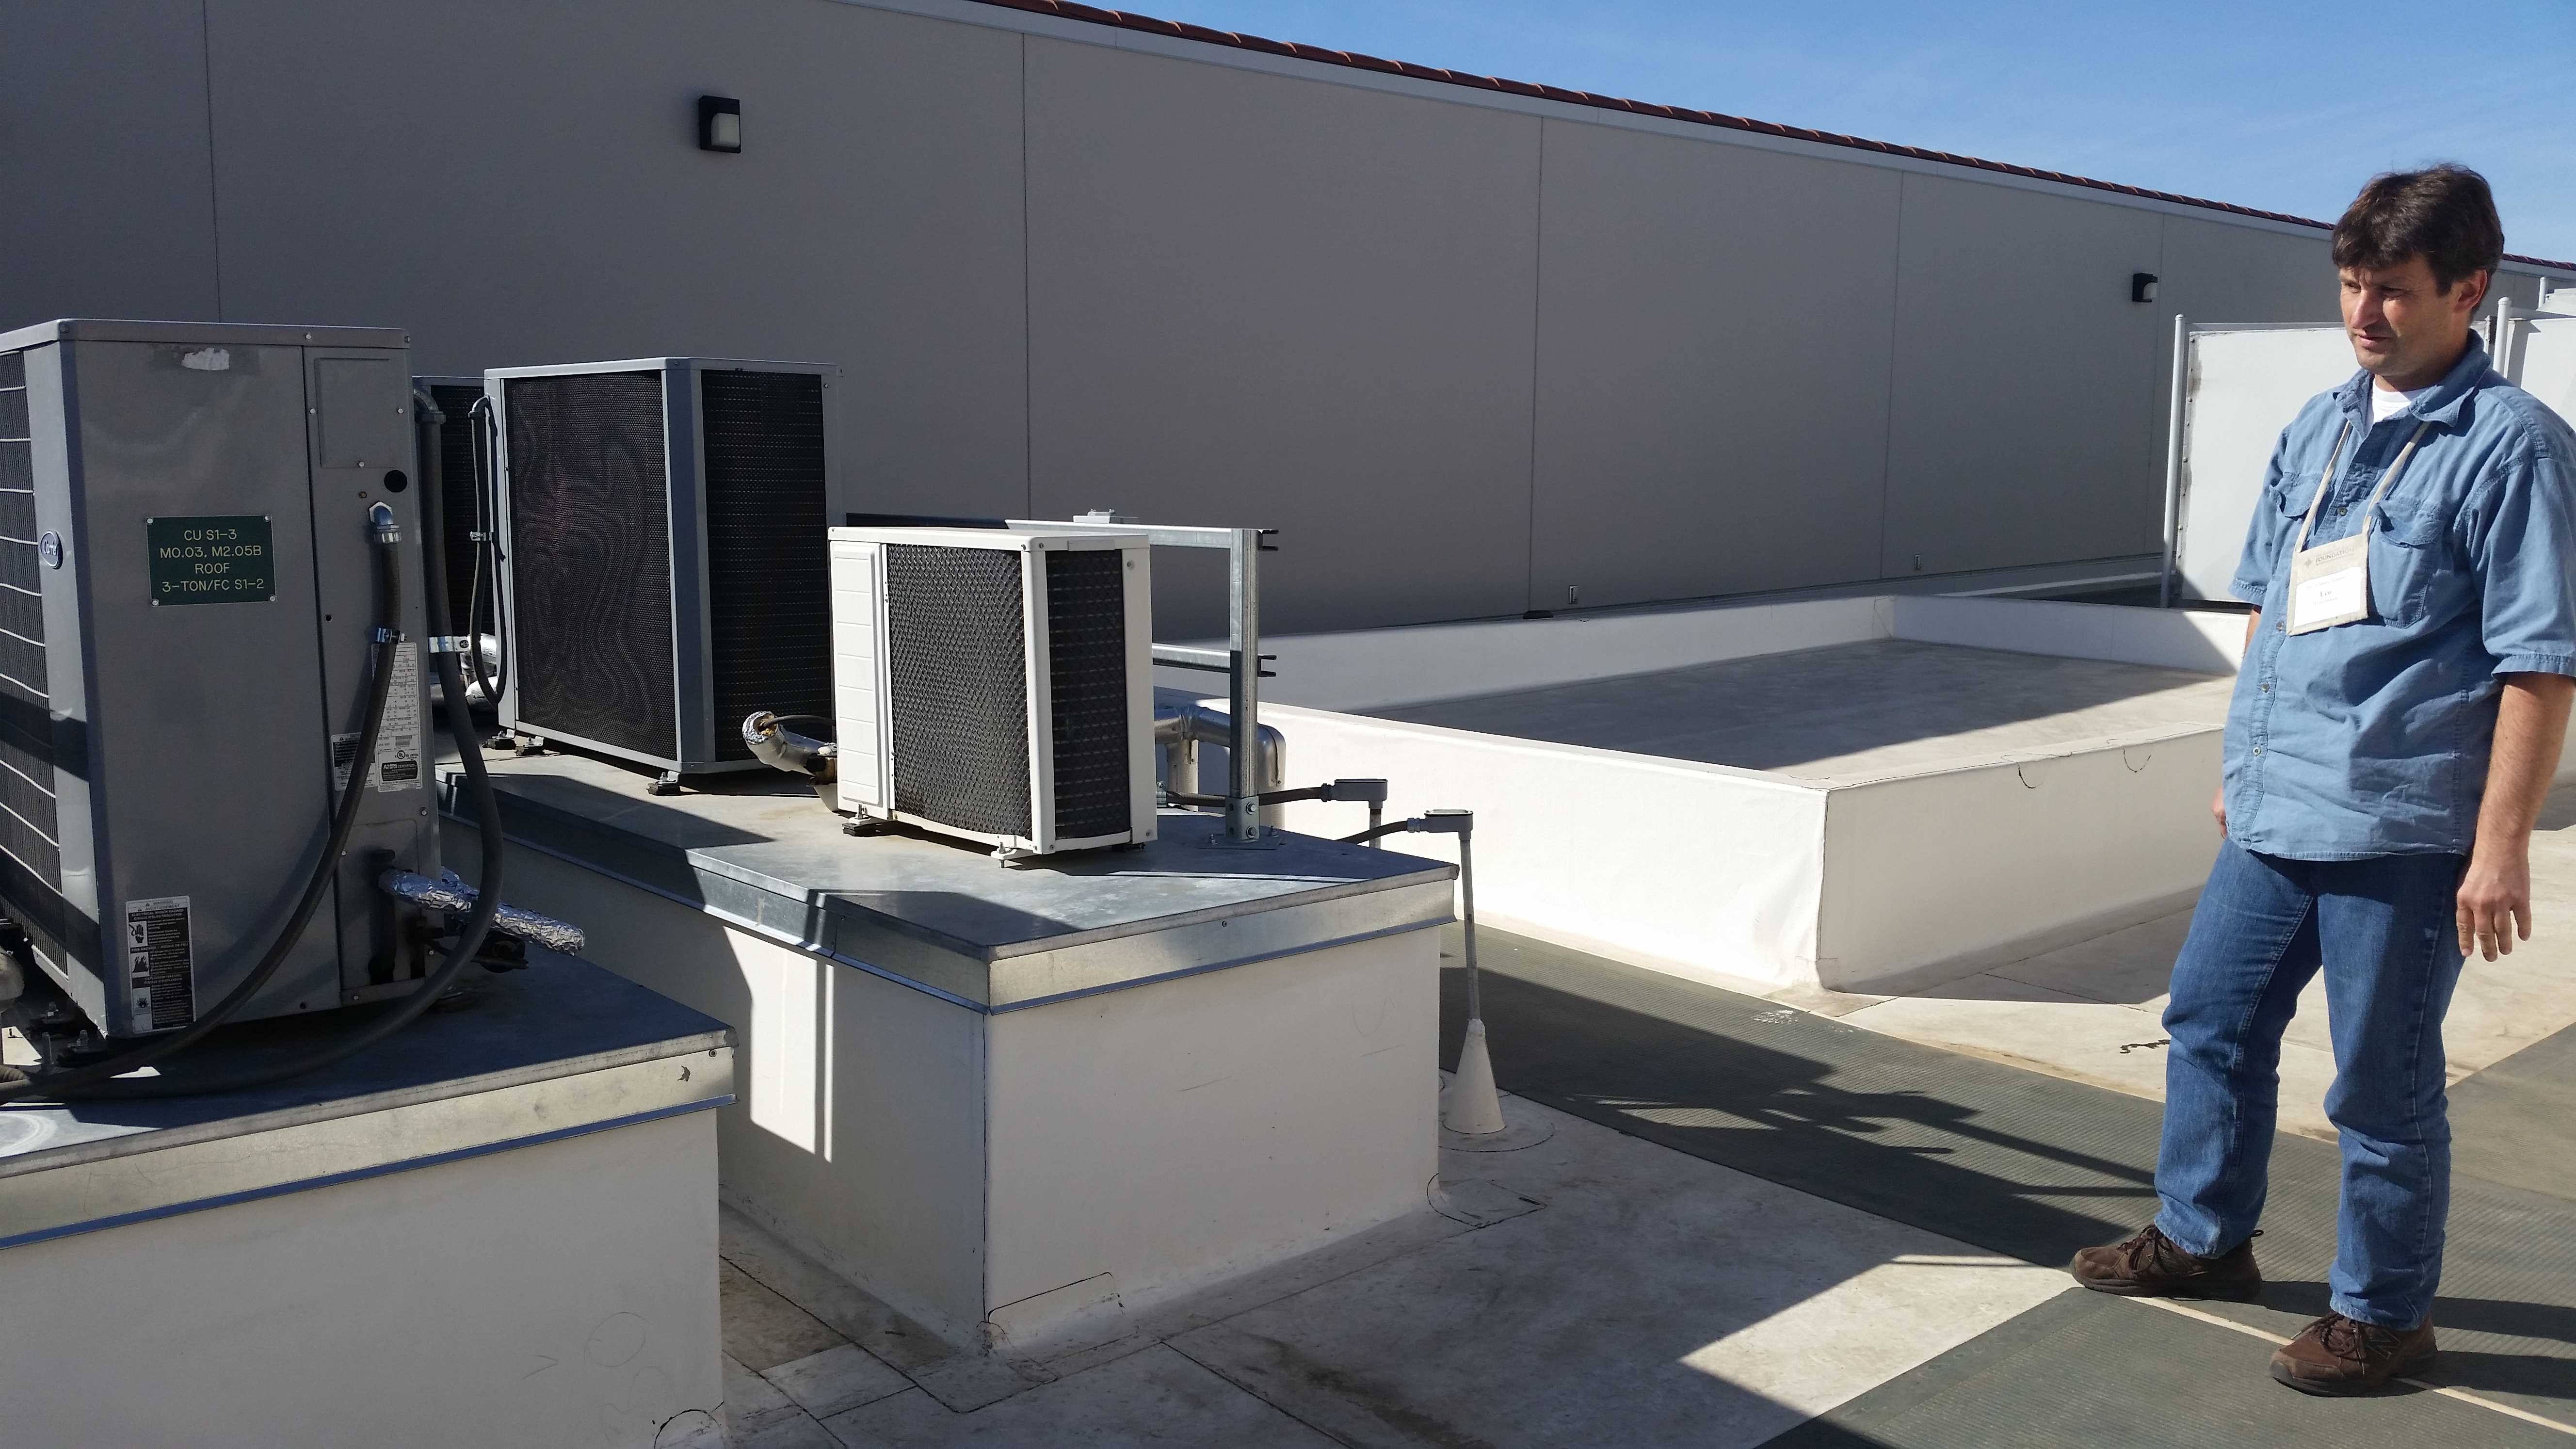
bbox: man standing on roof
[2067,166,2576,1395]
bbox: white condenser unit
[829,526,1155,857]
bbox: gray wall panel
[2145,215,2337,510]
[1530,122,1901,612]
[17,0,2533,635]
[0,0,221,325]
[1022,38,1540,636]
[199,0,1031,519]
[1883,176,2170,575]
[2157,215,2337,330]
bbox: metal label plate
[146,515,274,606]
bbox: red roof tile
[971,0,2576,272]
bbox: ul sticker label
[124,895,194,1031]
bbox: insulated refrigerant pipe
[1156,703,1284,820]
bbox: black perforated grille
[503,372,677,759]
[702,370,830,761]
[886,545,1030,837]
[1045,549,1131,839]
[0,348,63,966]
[427,383,483,636]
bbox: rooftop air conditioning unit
[489,357,837,788]
[829,526,1155,857]
[0,321,438,1038]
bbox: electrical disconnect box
[0,321,437,1041]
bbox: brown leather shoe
[2067,1223,2262,1300]
[2268,1311,2435,1395]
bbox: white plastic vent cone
[1429,809,1508,1135]
[1446,1017,1506,1134]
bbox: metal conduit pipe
[1156,702,1286,826]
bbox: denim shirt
[2225,338,2576,860]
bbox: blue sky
[1131,0,2576,263]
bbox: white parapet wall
[1812,727,2222,984]
[1202,595,1890,712]
[1252,596,2244,994]
[1182,593,2245,714]
[1251,592,2576,994]
[1261,708,1835,986]
[1886,594,2246,674]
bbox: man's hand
[2211,785,2227,837]
[2457,846,2532,961]
[2461,672,2576,961]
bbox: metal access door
[2160,322,2356,605]
[2501,310,2576,419]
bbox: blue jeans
[2154,839,2466,1328]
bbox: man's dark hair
[2331,165,2504,292]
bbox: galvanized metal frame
[1008,518,1272,841]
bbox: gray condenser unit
[830,526,1156,857]
[489,357,838,784]
[0,320,437,1039]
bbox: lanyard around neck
[2293,418,2434,555]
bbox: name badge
[2287,533,2370,633]
[2280,417,2430,637]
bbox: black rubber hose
[0,522,404,1103]
[465,394,507,707]
[47,418,510,1100]
[69,647,504,1097]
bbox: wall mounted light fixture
[2131,272,2159,304]
[698,96,742,153]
